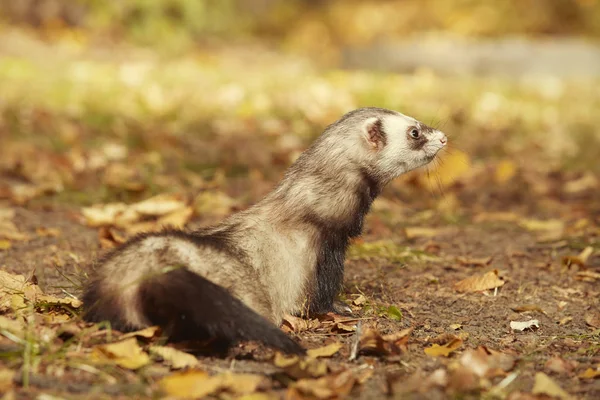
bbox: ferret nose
[440,136,447,146]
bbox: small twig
[348,321,362,362]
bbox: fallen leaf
[0,270,43,312]
[424,337,463,357]
[0,368,15,393]
[558,317,572,325]
[405,227,443,239]
[473,212,520,223]
[545,356,577,375]
[510,320,539,331]
[563,172,598,193]
[562,246,594,268]
[495,159,517,184]
[381,305,402,321]
[352,294,366,306]
[194,191,235,217]
[81,203,134,227]
[0,316,23,335]
[273,353,328,379]
[293,369,356,399]
[0,240,11,250]
[90,338,151,370]
[36,294,82,309]
[576,271,600,282]
[578,367,600,379]
[307,342,342,358]
[157,206,194,229]
[35,227,61,237]
[418,149,471,189]
[450,323,463,330]
[519,219,564,232]
[359,327,412,356]
[532,372,573,399]
[150,346,199,369]
[510,304,546,315]
[282,315,321,333]
[132,193,187,216]
[584,313,600,328]
[457,256,493,267]
[121,326,161,340]
[158,370,219,398]
[454,270,505,293]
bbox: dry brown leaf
[293,369,356,399]
[157,206,194,229]
[473,212,520,223]
[405,227,443,239]
[576,271,600,282]
[558,317,573,326]
[81,203,133,227]
[424,337,463,357]
[454,270,505,293]
[532,372,573,400]
[519,219,564,232]
[352,294,367,306]
[194,191,235,217]
[282,315,321,333]
[307,342,342,358]
[584,313,600,328]
[0,270,43,312]
[132,193,187,217]
[150,346,199,369]
[562,246,594,268]
[563,172,598,193]
[358,327,412,356]
[510,320,539,331]
[457,256,493,267]
[120,326,161,340]
[510,304,546,315]
[90,338,151,370]
[0,368,15,393]
[578,367,600,379]
[544,356,577,375]
[273,353,328,379]
[0,316,23,335]
[36,294,82,309]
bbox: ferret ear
[362,117,386,150]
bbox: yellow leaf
[120,326,160,340]
[495,159,517,184]
[159,370,217,398]
[132,194,187,217]
[0,240,11,250]
[0,270,42,313]
[36,294,82,309]
[532,372,573,399]
[157,207,194,229]
[454,270,505,293]
[159,371,265,398]
[419,149,471,189]
[273,353,328,379]
[307,342,342,358]
[578,367,600,379]
[150,345,199,369]
[424,338,463,357]
[293,369,356,399]
[81,203,132,227]
[90,338,151,370]
[519,219,564,232]
[404,227,443,239]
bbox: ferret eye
[409,128,420,139]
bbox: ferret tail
[82,268,304,355]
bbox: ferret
[82,107,447,354]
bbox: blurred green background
[0,0,599,208]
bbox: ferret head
[330,107,447,184]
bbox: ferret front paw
[332,300,353,316]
